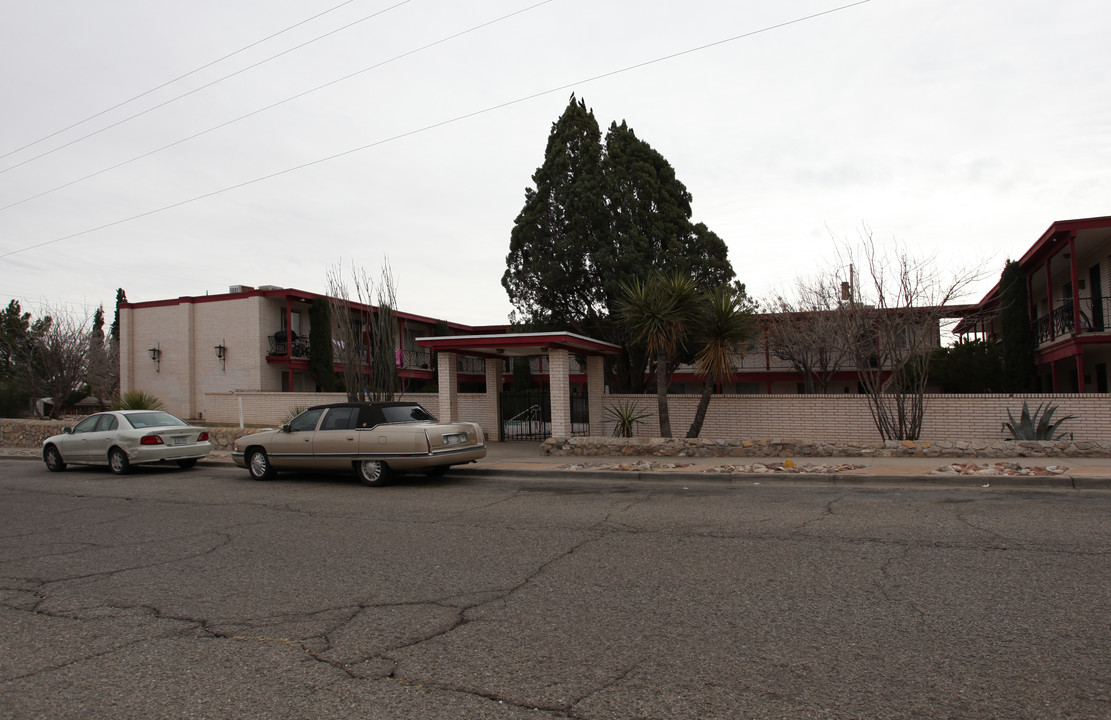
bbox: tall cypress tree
[999,260,1038,391]
[308,298,336,392]
[502,97,736,392]
[503,95,609,329]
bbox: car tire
[108,447,130,475]
[177,458,198,469]
[355,460,391,486]
[43,445,66,472]
[247,449,275,480]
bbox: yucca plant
[605,400,651,438]
[280,406,312,426]
[111,390,164,410]
[1004,401,1076,441]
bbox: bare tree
[818,228,983,440]
[28,306,93,418]
[326,260,400,403]
[765,275,848,393]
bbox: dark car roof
[305,401,432,429]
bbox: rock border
[540,436,1111,458]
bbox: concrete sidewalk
[7,441,1111,490]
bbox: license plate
[172,436,188,446]
[442,433,467,446]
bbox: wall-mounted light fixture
[214,340,227,371]
[148,344,161,373]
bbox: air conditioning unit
[229,285,255,294]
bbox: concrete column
[586,355,605,436]
[549,348,571,437]
[437,351,459,422]
[484,357,503,441]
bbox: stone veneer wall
[0,418,268,452]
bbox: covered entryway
[415,332,621,441]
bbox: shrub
[111,390,164,410]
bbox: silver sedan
[42,410,213,474]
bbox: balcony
[267,334,435,371]
[1033,296,1110,345]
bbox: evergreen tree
[308,298,336,391]
[999,260,1037,391]
[503,95,609,329]
[503,97,736,392]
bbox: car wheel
[355,460,391,486]
[108,447,130,475]
[177,458,198,469]
[247,449,275,480]
[43,445,66,472]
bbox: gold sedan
[232,402,486,485]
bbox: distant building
[956,216,1111,392]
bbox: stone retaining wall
[540,436,1111,458]
[0,418,266,452]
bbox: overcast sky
[2,0,1108,326]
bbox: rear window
[124,412,187,429]
[380,405,435,424]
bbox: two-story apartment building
[119,285,502,421]
[956,216,1111,392]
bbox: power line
[0,0,556,213]
[0,0,871,262]
[0,0,362,162]
[0,0,411,176]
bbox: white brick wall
[204,390,1109,443]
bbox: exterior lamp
[215,341,227,371]
[148,344,161,372]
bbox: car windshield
[380,405,435,424]
[124,412,187,429]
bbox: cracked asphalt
[1,459,1109,719]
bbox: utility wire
[0,0,556,213]
[0,0,411,176]
[0,0,362,162]
[0,0,871,261]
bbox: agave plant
[1004,401,1076,441]
[111,390,164,410]
[604,400,652,438]
[280,405,312,426]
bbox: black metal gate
[499,389,590,440]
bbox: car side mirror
[62,427,72,434]
[281,424,292,433]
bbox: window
[380,404,434,423]
[72,415,101,434]
[289,408,324,432]
[125,412,187,429]
[96,415,119,431]
[320,407,358,431]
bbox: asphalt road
[1,459,1109,720]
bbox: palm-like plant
[686,284,757,438]
[617,272,699,438]
[111,390,164,410]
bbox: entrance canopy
[415,332,621,439]
[416,331,621,359]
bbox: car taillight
[198,431,209,441]
[140,435,164,445]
